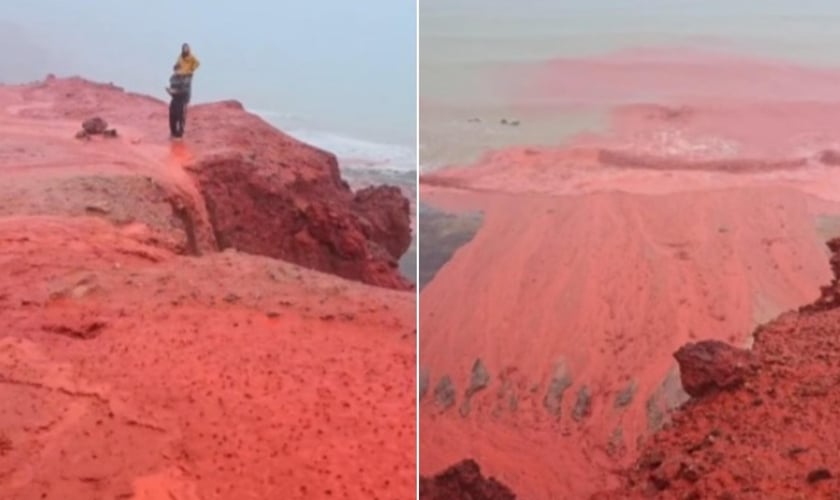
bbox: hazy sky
[1,1,416,144]
[421,0,840,71]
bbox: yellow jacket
[175,53,200,76]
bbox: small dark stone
[42,321,107,340]
[649,470,670,491]
[681,464,701,483]
[82,117,108,134]
[807,468,832,483]
[639,449,665,470]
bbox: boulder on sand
[674,340,752,398]
[420,459,516,500]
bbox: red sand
[594,239,840,498]
[0,78,414,499]
[420,49,840,498]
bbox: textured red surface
[596,238,840,498]
[0,77,415,499]
[420,50,840,499]
[0,76,412,289]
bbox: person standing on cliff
[166,43,200,139]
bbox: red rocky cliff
[178,98,412,289]
[186,151,411,289]
[7,77,412,289]
[594,236,840,498]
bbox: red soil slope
[0,78,414,499]
[1,76,412,289]
[420,50,840,499]
[594,238,840,498]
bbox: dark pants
[169,94,187,137]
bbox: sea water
[420,0,840,171]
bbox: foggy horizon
[0,1,416,145]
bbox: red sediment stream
[419,49,840,499]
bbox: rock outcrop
[673,340,753,398]
[420,459,517,500]
[186,152,411,289]
[801,237,840,313]
[353,185,412,259]
[595,236,840,498]
[9,76,412,289]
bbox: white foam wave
[250,108,416,174]
[289,129,416,174]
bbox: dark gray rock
[543,360,572,417]
[434,375,456,410]
[572,385,592,422]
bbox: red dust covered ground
[594,238,840,498]
[419,49,840,498]
[0,77,414,499]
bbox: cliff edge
[0,76,415,499]
[1,76,412,289]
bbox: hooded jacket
[175,53,200,76]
